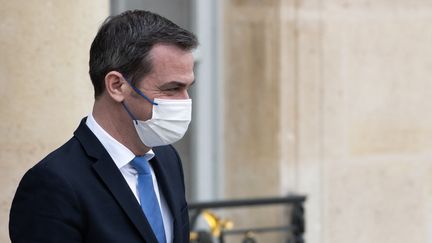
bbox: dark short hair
[89,10,198,98]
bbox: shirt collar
[85,113,155,169]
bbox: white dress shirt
[86,114,173,242]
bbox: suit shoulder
[48,136,86,161]
[28,136,90,181]
[10,139,84,242]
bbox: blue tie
[130,156,166,243]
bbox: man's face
[127,44,195,121]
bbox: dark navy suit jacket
[9,118,190,243]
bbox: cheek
[140,103,154,120]
[128,99,154,121]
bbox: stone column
[0,1,108,241]
[280,0,432,242]
[223,0,283,242]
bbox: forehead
[149,44,194,73]
[137,44,195,89]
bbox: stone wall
[224,0,432,242]
[0,1,108,242]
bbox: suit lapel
[74,118,158,242]
[150,149,184,242]
[92,153,158,243]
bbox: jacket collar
[74,118,159,242]
[151,147,185,242]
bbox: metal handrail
[189,195,306,209]
[188,195,306,243]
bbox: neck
[92,97,150,156]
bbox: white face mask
[132,98,192,147]
[121,76,192,147]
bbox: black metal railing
[188,195,306,243]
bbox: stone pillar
[279,0,328,242]
[279,0,432,242]
[0,1,108,241]
[223,0,283,242]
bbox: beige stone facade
[224,0,432,242]
[2,0,432,242]
[0,1,108,242]
[223,1,284,242]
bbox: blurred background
[2,0,432,242]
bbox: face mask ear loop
[125,78,159,106]
[121,102,139,125]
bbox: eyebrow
[159,80,196,89]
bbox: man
[9,10,197,243]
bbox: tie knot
[130,156,151,175]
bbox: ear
[104,71,128,103]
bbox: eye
[165,87,181,92]
[158,81,189,93]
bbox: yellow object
[202,210,234,237]
[190,232,198,240]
